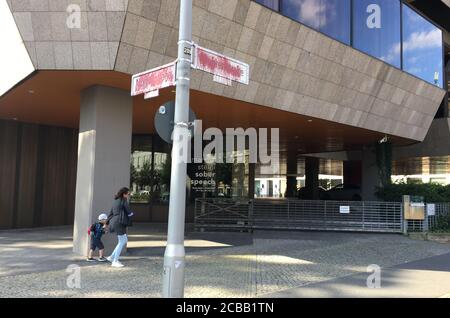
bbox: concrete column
[286,153,297,198]
[248,163,255,199]
[73,86,133,256]
[305,157,319,200]
[361,146,381,201]
[343,161,362,187]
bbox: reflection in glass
[280,0,351,44]
[153,152,170,203]
[392,156,450,184]
[353,0,401,68]
[130,136,152,203]
[255,0,280,10]
[402,4,443,88]
[130,150,153,203]
[320,0,351,45]
[130,135,171,204]
[255,158,344,198]
[255,159,286,198]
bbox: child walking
[87,213,108,262]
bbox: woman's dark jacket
[107,198,131,235]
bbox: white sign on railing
[427,204,436,216]
[340,206,350,214]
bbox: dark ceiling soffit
[409,0,450,32]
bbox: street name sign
[192,44,250,86]
[131,61,176,98]
[131,45,250,99]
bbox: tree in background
[159,155,172,191]
[215,163,233,196]
[376,141,392,188]
[215,163,232,186]
[130,163,138,188]
[138,161,153,189]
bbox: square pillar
[248,163,256,199]
[305,157,320,200]
[343,161,362,187]
[362,146,381,201]
[73,86,133,256]
[286,153,297,198]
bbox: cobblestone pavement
[0,226,449,298]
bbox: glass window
[280,0,351,44]
[255,0,280,11]
[402,4,444,88]
[130,135,153,203]
[320,0,351,45]
[353,0,401,68]
[152,136,171,203]
[130,135,171,204]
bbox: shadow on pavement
[393,252,450,272]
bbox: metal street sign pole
[130,0,248,299]
[162,0,192,298]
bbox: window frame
[400,1,445,88]
[352,0,402,70]
[277,0,352,45]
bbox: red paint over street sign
[193,45,249,85]
[131,62,176,97]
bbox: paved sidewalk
[266,253,450,298]
[0,225,449,298]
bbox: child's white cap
[98,213,108,221]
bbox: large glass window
[255,0,280,10]
[130,135,171,204]
[402,4,444,88]
[280,0,351,44]
[353,0,401,68]
[130,136,152,203]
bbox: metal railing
[195,198,403,233]
[194,199,252,230]
[407,203,450,232]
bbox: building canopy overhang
[0,70,414,158]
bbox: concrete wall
[115,0,447,142]
[394,118,450,160]
[6,0,127,70]
[7,0,446,142]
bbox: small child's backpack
[87,223,96,236]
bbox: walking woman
[107,187,132,268]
